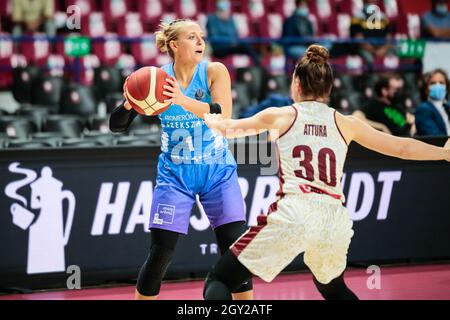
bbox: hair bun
[305,44,330,64]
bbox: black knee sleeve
[214,222,253,293]
[136,229,179,297]
[204,250,253,300]
[203,270,233,300]
[136,244,175,296]
[313,274,359,300]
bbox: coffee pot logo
[5,162,76,274]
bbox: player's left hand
[163,77,187,106]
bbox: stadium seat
[0,32,14,88]
[30,75,64,108]
[83,131,116,146]
[91,33,123,66]
[259,13,283,38]
[88,115,111,133]
[6,139,53,149]
[129,128,160,143]
[174,0,199,18]
[12,66,43,104]
[61,138,104,147]
[115,135,157,146]
[65,0,97,17]
[20,33,51,66]
[131,33,158,65]
[60,83,98,117]
[30,132,65,148]
[81,12,107,37]
[265,75,290,97]
[117,12,144,37]
[66,54,101,86]
[16,105,54,131]
[0,116,37,138]
[94,66,122,99]
[138,0,163,24]
[43,115,84,138]
[104,93,125,114]
[236,66,267,102]
[101,0,129,27]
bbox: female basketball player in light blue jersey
[110,19,253,300]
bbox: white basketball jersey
[276,101,348,203]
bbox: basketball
[124,66,172,116]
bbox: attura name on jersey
[304,124,328,137]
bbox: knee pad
[136,244,174,297]
[203,270,232,300]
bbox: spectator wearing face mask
[206,0,261,66]
[422,0,450,38]
[415,69,450,136]
[353,74,415,137]
[281,0,314,61]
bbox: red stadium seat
[233,13,250,38]
[65,0,97,17]
[92,33,123,66]
[259,13,283,38]
[101,0,128,26]
[131,33,158,66]
[174,0,199,19]
[138,0,163,23]
[243,0,266,23]
[20,33,51,66]
[81,12,107,37]
[117,12,144,37]
[0,33,26,88]
[66,54,101,85]
[0,0,11,17]
[46,54,66,77]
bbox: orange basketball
[124,66,172,116]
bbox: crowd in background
[1,0,449,138]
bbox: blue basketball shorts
[149,152,246,234]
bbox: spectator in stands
[415,69,450,136]
[12,0,55,36]
[206,0,261,66]
[281,0,314,62]
[350,0,395,67]
[353,74,415,137]
[421,0,450,38]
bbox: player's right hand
[122,76,132,110]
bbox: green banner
[398,39,426,59]
[64,36,91,57]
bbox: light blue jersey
[159,61,229,164]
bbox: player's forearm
[212,119,266,139]
[178,96,210,119]
[400,138,449,161]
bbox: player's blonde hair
[155,18,199,58]
[294,44,333,99]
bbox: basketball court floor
[1,264,449,300]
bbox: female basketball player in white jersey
[202,44,450,300]
[110,19,253,300]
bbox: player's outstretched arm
[204,107,291,139]
[109,101,138,133]
[336,112,450,162]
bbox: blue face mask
[296,7,309,17]
[217,1,231,12]
[429,83,447,101]
[436,4,448,16]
